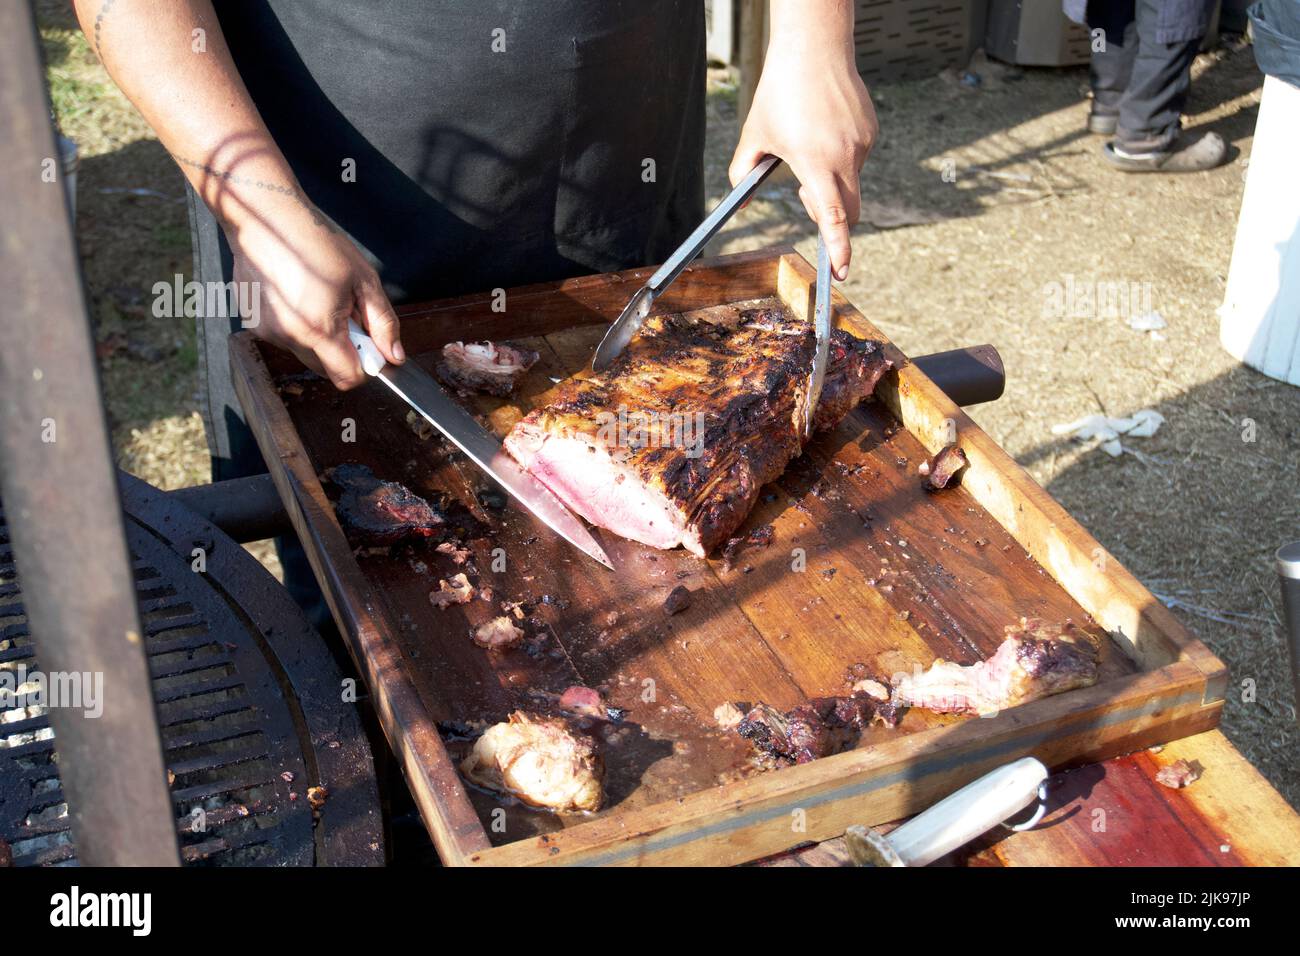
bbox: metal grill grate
[0,475,381,866]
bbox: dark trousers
[1087,0,1215,151]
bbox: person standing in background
[1066,0,1228,172]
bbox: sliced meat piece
[893,618,1099,717]
[1155,759,1201,789]
[430,573,474,608]
[713,701,749,731]
[735,690,897,765]
[919,443,969,491]
[435,541,471,564]
[504,301,893,556]
[473,616,524,649]
[721,523,775,571]
[326,463,443,543]
[461,711,604,812]
[437,341,540,397]
[558,685,605,719]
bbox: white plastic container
[1219,74,1300,387]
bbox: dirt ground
[39,1,1296,809]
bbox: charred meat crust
[505,302,895,555]
[735,690,899,765]
[325,463,444,543]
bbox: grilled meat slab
[437,341,539,396]
[504,301,893,556]
[893,618,1100,717]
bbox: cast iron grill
[0,474,382,866]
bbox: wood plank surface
[230,248,1231,866]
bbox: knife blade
[800,234,833,437]
[346,321,615,570]
[592,155,782,371]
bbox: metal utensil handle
[1277,541,1300,726]
[887,757,1048,867]
[647,155,781,292]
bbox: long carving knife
[800,234,833,437]
[592,155,782,371]
[346,321,615,570]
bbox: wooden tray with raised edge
[229,247,1227,867]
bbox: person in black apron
[191,0,710,483]
[73,0,877,627]
[1065,0,1226,171]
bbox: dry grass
[42,0,1295,809]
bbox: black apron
[192,0,706,477]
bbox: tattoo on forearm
[170,154,332,229]
[92,0,120,62]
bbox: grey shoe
[1102,131,1227,173]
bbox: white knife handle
[346,319,386,376]
[888,757,1048,867]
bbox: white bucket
[1219,74,1300,387]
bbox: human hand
[729,5,877,280]
[228,199,403,389]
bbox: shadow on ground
[1021,363,1298,804]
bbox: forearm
[72,0,313,234]
[733,0,874,277]
[767,0,855,60]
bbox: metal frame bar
[0,1,179,865]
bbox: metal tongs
[801,234,833,437]
[591,153,833,440]
[593,155,783,371]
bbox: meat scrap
[326,463,443,543]
[713,701,748,731]
[558,684,623,722]
[919,443,968,491]
[663,585,693,616]
[437,341,540,397]
[734,690,899,765]
[893,618,1099,717]
[473,616,524,649]
[430,573,474,608]
[461,711,604,812]
[405,408,434,441]
[436,541,471,564]
[1155,759,1201,790]
[721,523,775,571]
[503,302,893,557]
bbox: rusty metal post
[0,1,180,865]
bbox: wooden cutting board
[230,247,1226,866]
